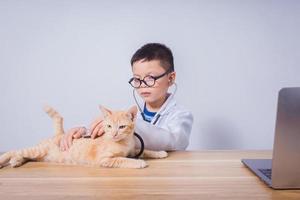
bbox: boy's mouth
[141,92,151,97]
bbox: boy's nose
[140,81,148,88]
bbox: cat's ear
[99,105,112,117]
[127,105,138,121]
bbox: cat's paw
[155,151,168,159]
[9,156,25,168]
[135,159,148,169]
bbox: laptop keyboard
[258,168,272,179]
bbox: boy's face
[132,59,176,105]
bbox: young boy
[60,43,193,151]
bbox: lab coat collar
[154,92,176,116]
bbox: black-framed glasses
[128,69,171,88]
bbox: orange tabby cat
[0,105,168,169]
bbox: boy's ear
[99,105,112,117]
[127,105,138,121]
[168,72,176,85]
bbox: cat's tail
[44,105,64,136]
[0,151,13,168]
[0,146,48,168]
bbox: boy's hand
[90,116,104,139]
[60,127,86,151]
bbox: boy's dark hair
[131,43,174,72]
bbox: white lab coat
[134,92,193,151]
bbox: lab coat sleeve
[134,111,193,151]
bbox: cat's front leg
[99,157,148,169]
[136,149,168,159]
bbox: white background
[1,0,299,151]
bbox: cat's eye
[107,125,112,128]
[119,125,126,129]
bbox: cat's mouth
[112,134,124,141]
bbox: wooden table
[0,150,299,199]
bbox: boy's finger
[91,131,96,139]
[73,131,82,139]
[91,126,100,139]
[91,124,100,138]
[90,123,101,135]
[77,127,86,137]
[67,132,75,149]
[97,127,104,137]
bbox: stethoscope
[128,132,144,159]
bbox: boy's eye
[119,125,126,129]
[133,78,141,83]
[107,125,112,128]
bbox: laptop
[242,87,300,189]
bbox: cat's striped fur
[0,106,167,169]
